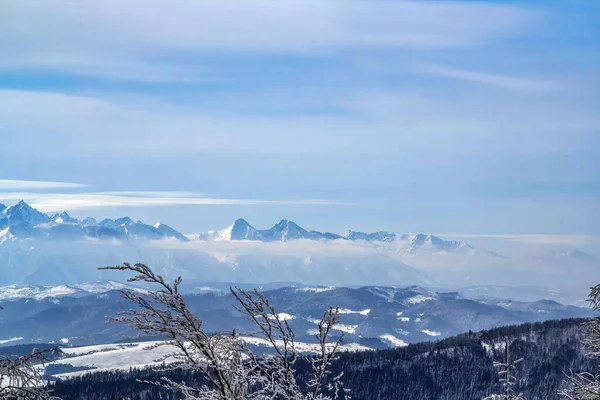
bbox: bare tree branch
[0,310,62,400]
[100,262,348,400]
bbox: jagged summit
[342,230,397,242]
[114,216,133,226]
[0,200,480,254]
[0,200,187,243]
[51,211,78,224]
[195,220,476,254]
[404,233,474,255]
[217,218,261,241]
[153,222,188,241]
[262,219,312,241]
[81,217,98,226]
[0,200,52,228]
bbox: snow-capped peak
[0,200,52,228]
[114,216,133,226]
[405,234,474,255]
[263,219,310,241]
[0,201,188,244]
[0,227,16,244]
[217,218,261,241]
[153,222,188,241]
[51,211,79,224]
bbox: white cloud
[415,63,567,92]
[1,89,597,159]
[0,192,340,212]
[0,1,538,81]
[0,179,88,190]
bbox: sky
[0,0,599,235]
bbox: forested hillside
[45,318,595,400]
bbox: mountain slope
[0,284,593,348]
[34,318,593,400]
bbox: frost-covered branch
[561,371,600,400]
[560,284,600,399]
[100,262,347,399]
[0,320,61,400]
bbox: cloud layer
[0,179,88,190]
[415,63,567,92]
[0,192,340,212]
[1,1,538,80]
[1,0,598,235]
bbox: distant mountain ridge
[0,201,477,255]
[200,218,345,242]
[0,283,594,349]
[190,216,475,254]
[0,200,187,243]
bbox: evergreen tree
[483,337,525,400]
[561,284,600,399]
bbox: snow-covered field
[380,334,408,347]
[46,337,373,379]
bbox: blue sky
[0,0,598,235]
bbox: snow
[338,308,370,316]
[195,286,223,293]
[333,324,358,334]
[243,336,371,353]
[398,317,410,322]
[421,330,441,337]
[267,313,296,321]
[0,281,146,301]
[380,334,408,347]
[52,342,176,378]
[0,285,79,301]
[297,287,334,293]
[48,336,374,379]
[404,295,435,305]
[60,338,69,344]
[306,318,358,333]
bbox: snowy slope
[0,281,146,301]
[44,338,371,379]
[1,285,593,350]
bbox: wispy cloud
[415,63,567,92]
[0,179,88,190]
[0,1,538,81]
[2,89,596,158]
[0,192,341,212]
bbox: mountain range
[0,200,597,296]
[0,200,473,254]
[0,283,594,349]
[0,200,187,243]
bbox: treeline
[49,318,596,400]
